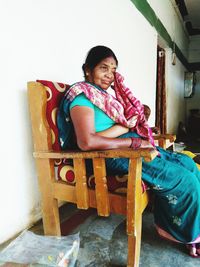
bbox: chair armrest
[153,134,176,149]
[33,147,157,162]
[153,134,176,143]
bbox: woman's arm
[97,124,129,138]
[70,106,155,151]
[70,106,132,151]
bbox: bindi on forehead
[99,58,117,71]
[101,63,116,69]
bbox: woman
[58,45,200,257]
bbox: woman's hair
[82,45,118,77]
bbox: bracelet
[130,137,142,149]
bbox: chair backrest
[36,80,70,151]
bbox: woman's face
[87,57,117,90]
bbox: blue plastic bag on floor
[0,230,79,267]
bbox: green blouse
[69,93,115,132]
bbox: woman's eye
[100,66,108,71]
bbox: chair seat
[55,160,148,194]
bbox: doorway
[155,46,167,134]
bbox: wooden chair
[27,80,174,267]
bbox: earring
[86,73,89,76]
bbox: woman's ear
[84,66,92,80]
[85,67,89,76]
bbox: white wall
[147,0,189,58]
[147,0,189,133]
[187,36,200,122]
[0,0,158,243]
[165,49,186,133]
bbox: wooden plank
[127,158,143,267]
[28,82,61,236]
[127,158,143,234]
[33,148,157,161]
[141,191,150,212]
[27,82,52,151]
[153,134,176,143]
[93,158,110,216]
[158,138,166,149]
[73,158,89,209]
[53,181,77,203]
[53,183,128,215]
[153,133,176,149]
[36,158,61,236]
[127,235,137,267]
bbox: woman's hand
[140,140,155,149]
[97,124,129,138]
[140,140,159,156]
[128,115,138,128]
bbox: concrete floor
[1,204,200,267]
[70,207,200,267]
[1,140,200,266]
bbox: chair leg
[127,217,142,267]
[36,159,61,235]
[127,158,143,267]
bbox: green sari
[104,132,200,244]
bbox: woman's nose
[105,70,113,79]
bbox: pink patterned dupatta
[65,72,155,146]
[114,72,155,145]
